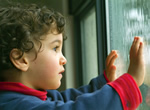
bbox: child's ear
[10,49,29,72]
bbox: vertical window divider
[105,0,111,54]
[96,0,108,74]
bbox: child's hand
[128,37,145,86]
[105,50,118,81]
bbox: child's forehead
[43,32,63,42]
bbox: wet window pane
[106,0,150,109]
[80,7,98,85]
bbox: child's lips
[59,70,65,74]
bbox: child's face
[25,33,67,90]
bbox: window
[69,0,107,87]
[80,7,98,85]
[69,0,150,109]
[106,0,150,109]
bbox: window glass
[80,7,98,85]
[106,0,150,109]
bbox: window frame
[69,0,107,87]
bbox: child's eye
[53,46,59,51]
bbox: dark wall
[0,0,63,13]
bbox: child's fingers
[134,37,141,54]
[128,36,145,86]
[108,54,118,69]
[129,37,136,56]
[133,37,137,45]
[107,65,116,81]
[138,42,144,58]
[109,65,116,73]
[130,37,140,57]
[106,51,115,65]
[133,37,140,55]
[106,50,117,66]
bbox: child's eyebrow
[50,40,61,44]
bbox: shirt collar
[0,82,47,101]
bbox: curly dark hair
[0,3,66,72]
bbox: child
[0,3,145,110]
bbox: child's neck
[1,69,22,82]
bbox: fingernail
[111,50,114,52]
[140,42,143,45]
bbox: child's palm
[105,50,118,81]
[128,37,145,86]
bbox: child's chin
[56,82,61,89]
[49,83,61,90]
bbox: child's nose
[60,55,67,65]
